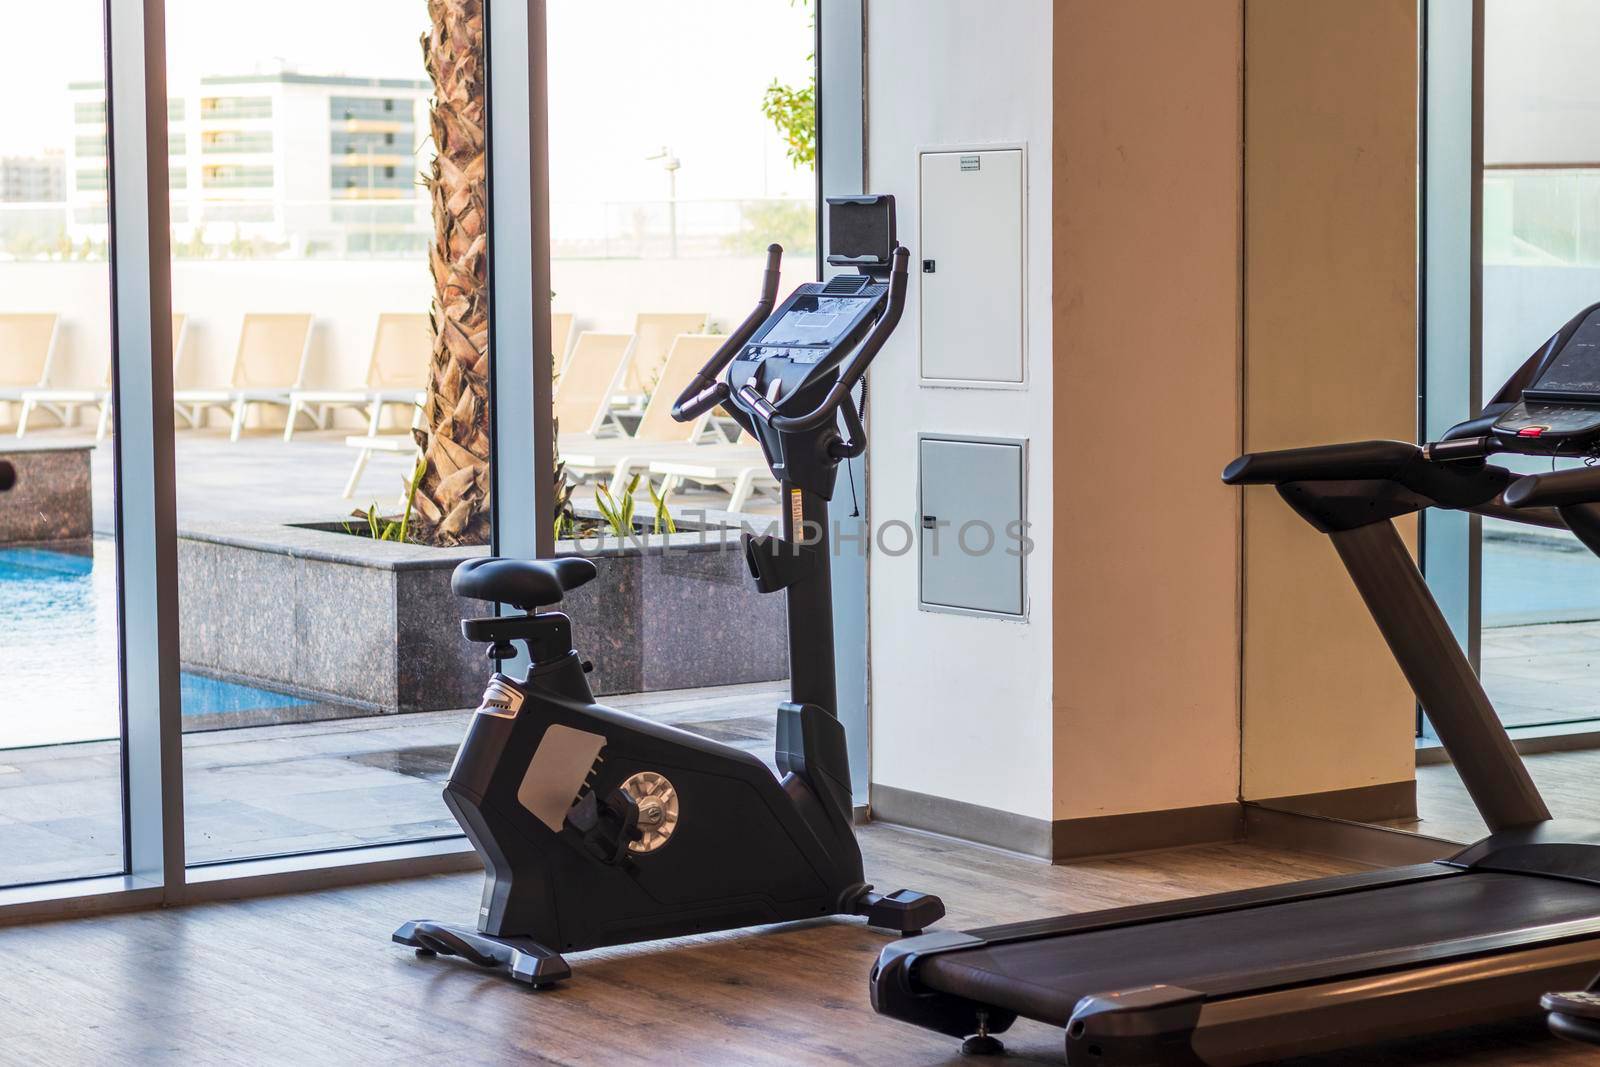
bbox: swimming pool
[0,541,312,748]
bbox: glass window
[329,96,412,123]
[0,0,818,911]
[200,96,272,121]
[201,131,273,154]
[330,130,409,156]
[0,0,124,888]
[1479,0,1600,729]
[544,0,815,753]
[71,97,183,157]
[330,163,414,191]
[200,164,274,188]
[167,0,470,867]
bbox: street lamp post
[646,146,680,257]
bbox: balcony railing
[1485,166,1600,267]
[550,197,816,260]
[200,97,273,121]
[0,196,816,262]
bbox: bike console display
[671,194,908,499]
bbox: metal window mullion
[1419,0,1484,741]
[486,0,555,566]
[818,0,869,803]
[106,0,184,895]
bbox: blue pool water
[0,542,307,747]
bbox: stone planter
[0,443,92,544]
[176,518,787,714]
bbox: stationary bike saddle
[452,556,597,610]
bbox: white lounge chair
[0,314,59,432]
[552,311,575,373]
[620,312,706,399]
[44,314,187,442]
[284,312,428,441]
[555,332,634,436]
[649,439,777,513]
[342,432,421,500]
[560,333,725,487]
[173,312,313,441]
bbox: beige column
[1239,0,1420,818]
[1051,0,1246,854]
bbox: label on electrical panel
[790,488,805,533]
[960,155,981,172]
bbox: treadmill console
[1490,303,1600,451]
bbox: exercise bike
[394,195,944,985]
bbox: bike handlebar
[755,244,910,433]
[671,244,784,423]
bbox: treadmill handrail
[1223,440,1421,485]
[1224,440,1517,513]
[1506,465,1600,509]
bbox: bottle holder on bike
[743,533,821,594]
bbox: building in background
[65,72,430,257]
[0,153,65,203]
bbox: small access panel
[919,148,1025,384]
[918,435,1026,617]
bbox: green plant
[760,0,815,170]
[594,473,641,538]
[647,477,676,535]
[350,455,427,542]
[553,441,576,541]
[552,336,577,540]
[761,78,815,170]
[724,198,817,257]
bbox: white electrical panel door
[919,436,1026,617]
[919,148,1025,384]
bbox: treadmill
[870,301,1600,1065]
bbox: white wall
[0,254,789,427]
[866,0,1054,821]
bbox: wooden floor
[1383,746,1600,843]
[1,825,1593,1065]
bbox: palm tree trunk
[413,0,491,546]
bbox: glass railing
[1485,166,1600,266]
[550,197,816,260]
[0,196,816,262]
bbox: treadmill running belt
[916,872,1600,1024]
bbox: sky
[0,0,814,202]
